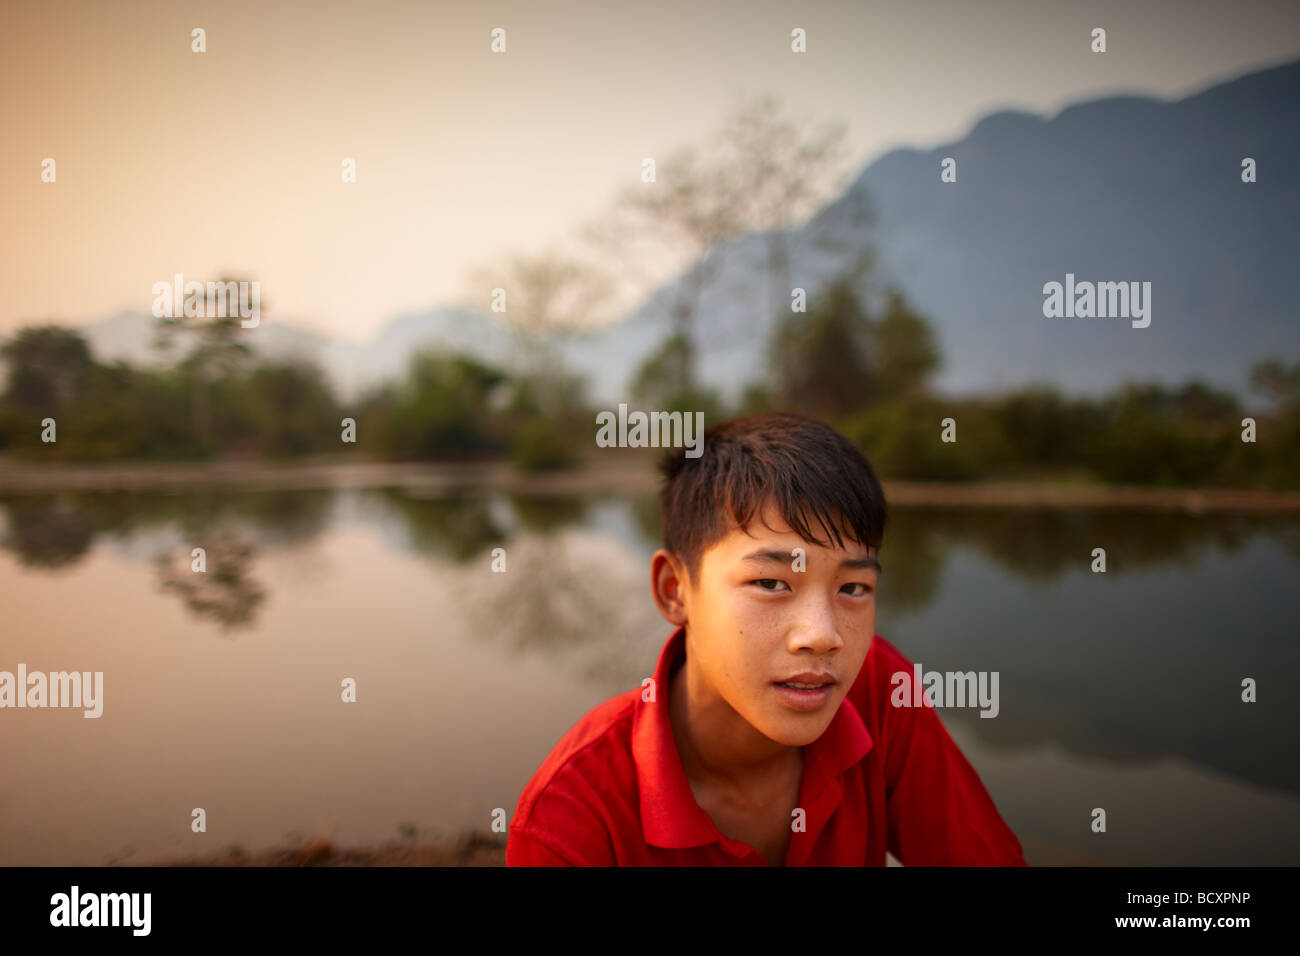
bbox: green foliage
[628,332,726,427]
[872,290,941,402]
[1249,360,1300,413]
[375,351,510,460]
[735,382,776,416]
[992,385,1108,467]
[1082,412,1235,486]
[840,400,1003,481]
[2,360,207,460]
[239,361,342,458]
[770,278,875,418]
[630,332,694,410]
[767,277,940,419]
[836,386,1299,489]
[1,319,1297,491]
[510,418,583,472]
[1256,413,1300,488]
[1,325,93,412]
[1110,381,1241,423]
[504,368,589,422]
[0,323,342,460]
[1076,383,1250,487]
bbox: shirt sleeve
[882,691,1027,866]
[506,826,587,866]
[506,776,619,866]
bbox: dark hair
[657,411,887,582]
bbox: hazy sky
[4,0,1299,340]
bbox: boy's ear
[650,549,690,627]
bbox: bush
[839,400,1005,481]
[1083,415,1232,486]
[511,418,583,472]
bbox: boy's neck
[667,644,800,792]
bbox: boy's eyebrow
[741,548,881,572]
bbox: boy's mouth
[773,672,837,689]
[771,673,837,711]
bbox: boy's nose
[787,603,843,652]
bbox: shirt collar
[632,625,874,849]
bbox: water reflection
[154,530,265,632]
[375,490,510,562]
[0,490,332,632]
[460,498,666,687]
[1,489,1297,862]
[877,507,1300,612]
[876,507,1300,800]
[1,495,95,568]
[0,489,333,563]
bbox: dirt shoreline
[0,456,1297,510]
[141,835,506,867]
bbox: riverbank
[1,455,1297,510]
[144,835,506,867]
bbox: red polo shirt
[507,626,1026,866]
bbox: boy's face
[675,500,879,748]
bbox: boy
[507,412,1026,866]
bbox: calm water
[1,487,1297,865]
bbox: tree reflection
[0,496,93,568]
[154,529,265,633]
[0,490,333,632]
[375,490,508,562]
[3,487,1298,796]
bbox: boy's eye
[753,579,788,592]
[841,582,873,596]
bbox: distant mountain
[71,307,520,403]
[588,57,1300,403]
[809,57,1300,400]
[34,59,1300,406]
[320,308,519,398]
[78,310,335,374]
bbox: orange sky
[3,0,1298,340]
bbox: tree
[465,250,613,418]
[1171,382,1240,422]
[630,332,693,409]
[627,331,723,422]
[1250,360,1300,413]
[155,276,256,449]
[770,276,876,420]
[382,350,509,460]
[766,268,941,420]
[872,289,941,402]
[0,325,93,411]
[581,145,749,398]
[584,94,865,400]
[717,92,863,329]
